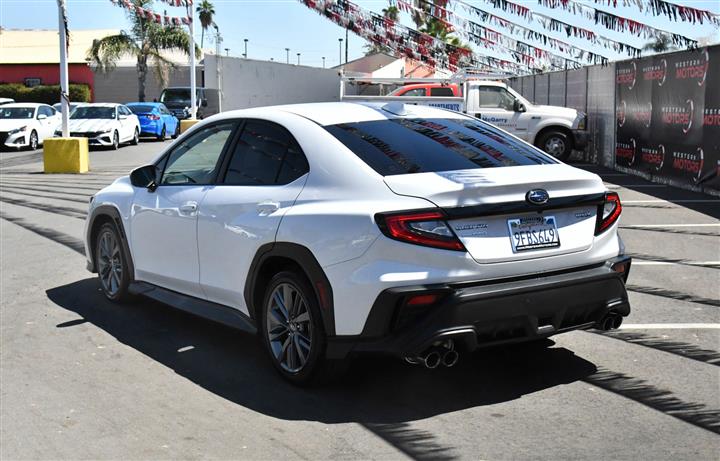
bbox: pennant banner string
[449,0,643,57]
[109,0,191,26]
[589,0,719,26]
[299,0,533,74]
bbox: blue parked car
[126,102,180,141]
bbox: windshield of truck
[324,117,555,176]
[70,106,115,119]
[161,89,192,103]
[0,107,34,119]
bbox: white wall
[204,55,341,111]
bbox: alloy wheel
[266,282,313,373]
[544,136,566,156]
[97,230,122,297]
[29,131,38,150]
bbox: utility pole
[322,56,325,68]
[243,38,248,59]
[338,38,343,66]
[215,25,222,113]
[186,1,196,119]
[285,48,290,64]
[345,27,348,64]
[297,53,300,65]
[56,0,69,137]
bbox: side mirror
[130,164,158,191]
[513,100,526,113]
[37,114,47,120]
[119,114,128,120]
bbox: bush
[0,83,91,104]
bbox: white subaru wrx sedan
[84,102,631,385]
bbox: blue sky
[1,0,718,69]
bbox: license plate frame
[507,215,560,253]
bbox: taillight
[376,210,466,251]
[595,192,622,235]
[147,114,160,120]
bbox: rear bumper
[326,256,631,359]
[572,130,590,150]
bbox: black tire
[111,131,119,150]
[131,128,139,145]
[157,125,166,142]
[260,270,342,386]
[536,130,572,161]
[28,130,38,151]
[94,222,132,303]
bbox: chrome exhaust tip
[424,351,442,369]
[442,349,459,367]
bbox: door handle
[257,200,280,215]
[179,201,198,214]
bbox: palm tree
[642,35,677,54]
[88,0,198,102]
[196,0,216,49]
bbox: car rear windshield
[71,106,115,119]
[0,107,34,119]
[128,105,155,114]
[324,117,556,176]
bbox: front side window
[160,122,235,185]
[477,87,516,110]
[324,117,555,176]
[223,120,308,186]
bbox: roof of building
[334,53,397,73]
[0,29,191,66]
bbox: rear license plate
[507,216,560,252]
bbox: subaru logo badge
[526,189,549,205]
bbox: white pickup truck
[340,77,588,161]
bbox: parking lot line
[632,261,720,266]
[622,224,720,228]
[620,324,720,330]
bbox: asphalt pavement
[1,141,718,460]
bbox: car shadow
[46,278,598,425]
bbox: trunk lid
[383,164,606,264]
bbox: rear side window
[430,87,454,97]
[223,120,308,186]
[324,118,555,176]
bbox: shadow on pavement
[46,278,597,427]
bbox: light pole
[322,56,325,68]
[296,52,301,65]
[338,38,343,66]
[243,38,248,59]
[56,0,69,137]
[345,27,348,64]
[285,48,290,64]
[186,1,196,119]
[224,48,229,56]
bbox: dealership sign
[615,46,719,188]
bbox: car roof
[81,103,121,107]
[126,102,161,105]
[220,102,469,127]
[2,103,46,108]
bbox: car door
[130,121,237,297]
[197,119,310,313]
[36,106,55,140]
[118,106,133,140]
[474,86,528,139]
[161,105,176,134]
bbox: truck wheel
[537,131,572,161]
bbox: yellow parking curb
[43,138,89,174]
[180,119,199,134]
